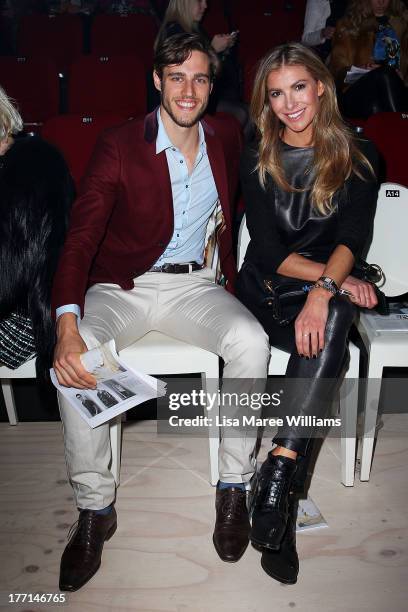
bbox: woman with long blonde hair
[151,0,248,127]
[329,0,408,117]
[236,43,379,583]
[155,0,235,54]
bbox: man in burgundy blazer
[52,33,269,591]
[51,94,236,317]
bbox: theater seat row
[11,3,307,73]
[0,55,147,123]
[40,111,243,198]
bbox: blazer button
[157,241,165,247]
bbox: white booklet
[344,65,371,84]
[296,496,328,532]
[50,339,167,428]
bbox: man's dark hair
[154,32,219,82]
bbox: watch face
[319,277,339,292]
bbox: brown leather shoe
[213,487,250,562]
[59,507,117,591]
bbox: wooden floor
[0,415,407,612]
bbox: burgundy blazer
[51,110,237,316]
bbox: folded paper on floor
[296,496,328,532]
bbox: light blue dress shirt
[154,109,218,266]
[56,109,219,320]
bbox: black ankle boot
[250,452,297,550]
[260,493,299,584]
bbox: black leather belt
[149,262,204,273]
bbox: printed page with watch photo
[50,339,167,428]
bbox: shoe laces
[66,513,94,547]
[220,489,247,520]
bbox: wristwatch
[315,276,339,295]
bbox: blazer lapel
[143,110,173,227]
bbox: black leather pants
[237,289,356,461]
[340,66,408,119]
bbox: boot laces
[258,475,289,508]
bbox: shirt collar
[155,108,206,155]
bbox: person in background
[93,0,155,15]
[329,0,408,117]
[155,0,235,56]
[302,0,347,60]
[59,1,98,14]
[152,0,247,128]
[236,42,379,584]
[0,85,74,378]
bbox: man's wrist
[56,304,81,320]
[56,312,79,337]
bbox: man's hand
[53,313,97,389]
[295,288,331,358]
[341,276,378,309]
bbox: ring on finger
[303,332,310,337]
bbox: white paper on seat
[50,339,167,428]
[363,301,408,334]
[344,65,371,84]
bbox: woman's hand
[322,26,335,40]
[211,34,235,53]
[341,276,378,309]
[295,288,331,358]
[358,62,381,70]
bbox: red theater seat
[230,0,274,20]
[68,55,147,116]
[17,14,83,73]
[235,0,306,60]
[362,112,408,187]
[202,3,230,37]
[0,56,59,124]
[91,14,158,69]
[41,113,134,187]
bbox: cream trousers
[58,268,270,509]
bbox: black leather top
[241,138,379,275]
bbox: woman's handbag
[0,312,36,369]
[236,261,312,326]
[237,259,389,324]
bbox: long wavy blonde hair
[341,0,408,36]
[250,43,373,215]
[155,0,199,50]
